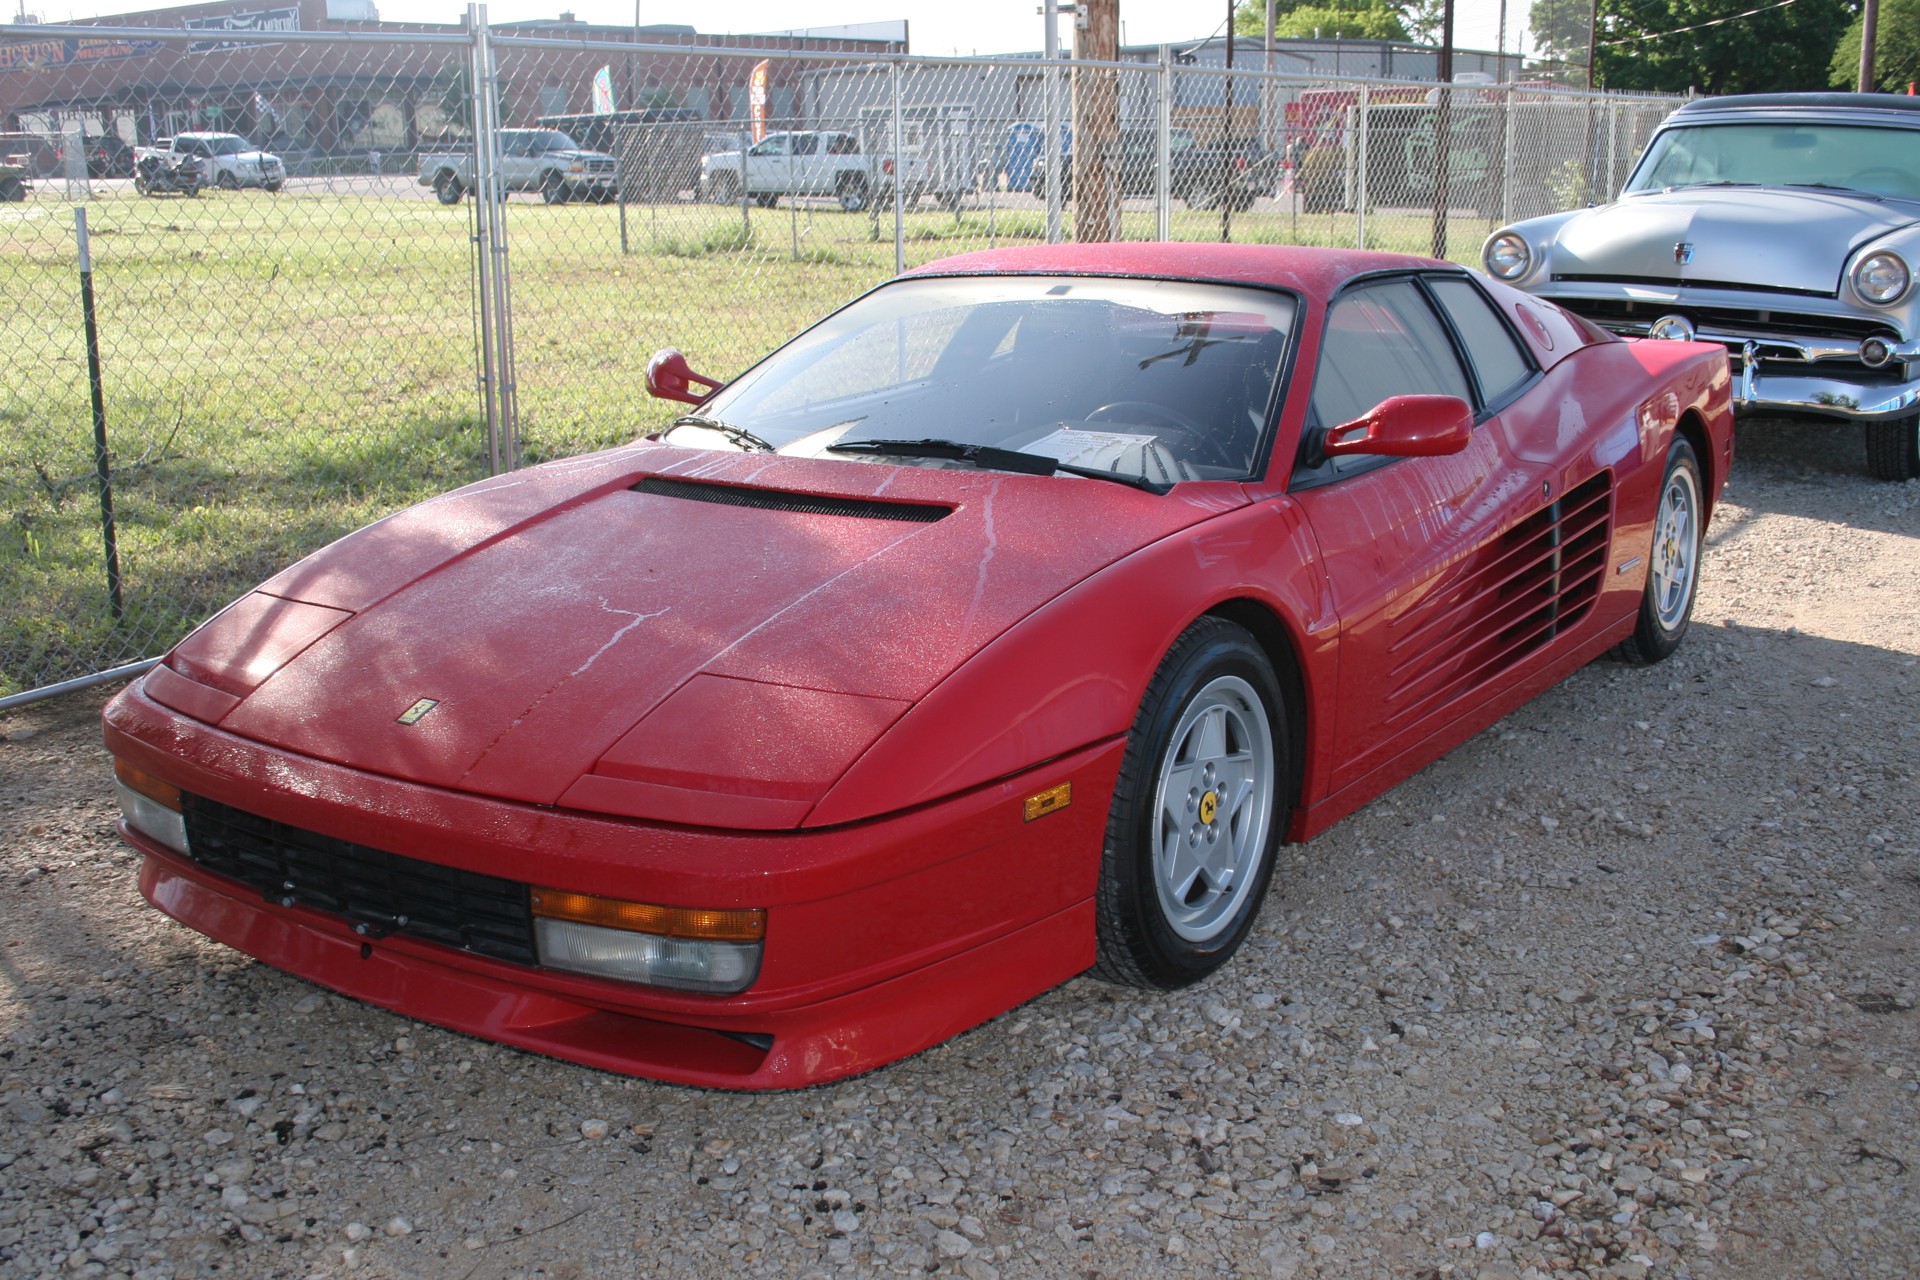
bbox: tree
[1830,0,1920,89]
[1528,0,1852,94]
[1232,0,1412,42]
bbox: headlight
[1853,252,1911,306]
[531,888,764,994]
[1484,233,1532,281]
[113,757,187,855]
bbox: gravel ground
[2,422,1916,1280]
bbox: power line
[1597,0,1801,47]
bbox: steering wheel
[1847,166,1916,192]
[1084,400,1235,470]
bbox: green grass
[0,184,1493,695]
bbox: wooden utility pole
[1073,0,1120,241]
[1859,0,1880,92]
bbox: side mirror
[646,348,723,406]
[1322,394,1473,459]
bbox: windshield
[208,136,252,156]
[688,275,1297,486]
[1626,122,1920,199]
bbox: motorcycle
[133,153,202,197]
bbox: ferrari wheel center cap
[1198,790,1220,825]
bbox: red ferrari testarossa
[104,243,1733,1088]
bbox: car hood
[163,443,1244,824]
[1551,187,1920,294]
[551,148,614,163]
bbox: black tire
[133,174,150,196]
[1613,436,1704,666]
[708,172,739,204]
[264,181,283,194]
[753,192,778,208]
[1094,617,1288,990]
[1865,416,1920,481]
[434,173,463,205]
[541,170,569,204]
[216,170,238,191]
[836,173,869,213]
[0,177,21,202]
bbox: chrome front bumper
[1732,340,1920,421]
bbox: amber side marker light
[1023,782,1072,823]
[529,888,765,994]
[111,756,187,855]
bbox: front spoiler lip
[135,837,1094,1089]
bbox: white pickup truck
[700,130,877,212]
[136,133,284,191]
[418,129,617,205]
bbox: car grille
[1385,472,1611,725]
[1560,297,1899,350]
[180,794,538,965]
[585,159,614,175]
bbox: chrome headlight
[1853,252,1911,306]
[1484,233,1532,281]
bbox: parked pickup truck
[700,130,877,212]
[136,133,284,191]
[1029,127,1261,210]
[418,130,617,205]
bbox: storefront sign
[0,35,161,71]
[186,6,303,55]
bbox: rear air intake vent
[633,477,948,523]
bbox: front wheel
[1094,618,1287,990]
[216,170,238,190]
[263,181,282,194]
[541,171,569,204]
[1865,415,1920,481]
[1614,435,1703,665]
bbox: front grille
[635,476,949,522]
[1552,274,1833,300]
[585,159,615,175]
[1562,297,1898,345]
[181,795,538,965]
[1385,472,1612,725]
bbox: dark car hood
[1553,187,1920,294]
[172,443,1242,813]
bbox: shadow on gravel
[1727,419,1920,539]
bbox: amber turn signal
[1023,782,1072,822]
[529,888,766,942]
[113,757,182,811]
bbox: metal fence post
[475,9,518,471]
[890,61,905,275]
[1044,22,1063,244]
[1356,86,1369,251]
[1155,48,1171,241]
[466,4,504,477]
[74,208,122,622]
[1501,83,1516,225]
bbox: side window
[791,134,818,156]
[1309,281,1472,475]
[1429,278,1533,408]
[750,136,788,157]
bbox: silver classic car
[1483,93,1920,481]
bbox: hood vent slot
[1384,472,1613,726]
[634,477,948,523]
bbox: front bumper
[104,678,1121,1088]
[1730,345,1920,421]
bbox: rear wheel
[1613,436,1703,665]
[434,173,463,204]
[708,172,739,204]
[1865,415,1920,481]
[1094,618,1287,990]
[836,173,869,212]
[753,192,778,208]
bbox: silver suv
[1484,93,1920,480]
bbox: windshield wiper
[667,414,777,453]
[1784,182,1885,200]
[826,438,1171,494]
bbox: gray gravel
[2,422,1916,1279]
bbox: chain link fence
[0,14,1685,703]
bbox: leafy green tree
[1529,0,1851,94]
[1232,0,1412,42]
[1830,0,1920,90]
